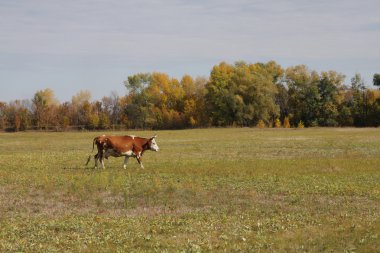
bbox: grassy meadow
[0,128,380,252]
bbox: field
[0,128,380,252]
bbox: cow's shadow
[63,166,93,170]
[62,166,121,171]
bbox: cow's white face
[150,138,159,151]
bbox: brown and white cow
[86,134,159,169]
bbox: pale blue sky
[1,0,379,102]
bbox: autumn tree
[32,88,59,129]
[6,100,32,131]
[0,102,7,130]
[57,102,72,130]
[71,90,92,128]
[182,75,208,127]
[146,73,185,128]
[101,91,120,128]
[4,61,380,130]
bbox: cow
[86,134,159,169]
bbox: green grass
[0,128,379,252]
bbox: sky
[0,0,379,102]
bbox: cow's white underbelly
[104,149,135,158]
[122,150,135,156]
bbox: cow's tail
[91,137,97,152]
[85,155,92,166]
[85,137,97,166]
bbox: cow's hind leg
[123,157,129,169]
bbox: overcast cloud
[0,0,379,102]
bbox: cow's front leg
[97,151,105,169]
[94,153,99,169]
[104,152,110,167]
[123,156,129,169]
[100,150,108,169]
[101,157,105,169]
[136,155,144,169]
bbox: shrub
[283,117,291,128]
[274,118,281,128]
[257,120,265,128]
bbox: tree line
[1,61,380,131]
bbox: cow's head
[149,134,159,152]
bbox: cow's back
[105,135,136,154]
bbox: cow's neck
[141,140,150,154]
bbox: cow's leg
[123,156,129,169]
[105,153,110,167]
[94,153,99,169]
[100,152,105,169]
[136,154,144,169]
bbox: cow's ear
[150,134,157,140]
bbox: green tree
[285,65,320,126]
[373,73,380,88]
[205,62,236,126]
[206,61,280,126]
[124,73,152,95]
[366,89,380,126]
[275,83,289,122]
[317,71,345,126]
[124,93,151,129]
[349,74,367,126]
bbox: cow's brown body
[86,134,159,169]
